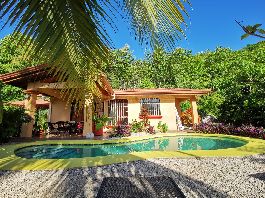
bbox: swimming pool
[15,136,246,159]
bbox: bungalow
[0,65,210,137]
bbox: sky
[0,0,264,59]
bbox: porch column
[190,96,199,125]
[83,96,93,136]
[21,93,37,137]
[174,99,182,116]
[103,101,108,116]
[175,98,183,131]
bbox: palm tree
[0,0,189,103]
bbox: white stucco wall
[50,97,71,122]
[116,95,178,131]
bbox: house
[0,64,211,137]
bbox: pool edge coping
[0,133,264,171]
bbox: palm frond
[122,0,189,49]
[0,0,189,105]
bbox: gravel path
[0,155,264,198]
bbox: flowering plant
[194,123,265,139]
[110,125,131,137]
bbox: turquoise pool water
[15,136,246,159]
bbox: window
[108,99,128,125]
[140,98,161,116]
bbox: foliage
[0,34,40,103]
[0,0,189,106]
[103,41,265,128]
[129,120,145,133]
[146,126,155,134]
[180,108,193,127]
[236,20,265,39]
[0,34,40,125]
[0,106,31,143]
[157,121,168,133]
[139,107,150,127]
[93,114,111,130]
[35,109,48,131]
[110,125,131,138]
[194,123,265,139]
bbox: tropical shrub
[194,123,265,139]
[129,119,145,133]
[110,125,131,138]
[157,121,168,133]
[0,106,31,143]
[139,107,149,127]
[180,108,193,127]
[93,114,111,130]
[146,125,155,134]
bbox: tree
[102,41,265,127]
[0,0,190,104]
[0,34,40,124]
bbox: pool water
[15,136,246,159]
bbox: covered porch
[0,64,113,138]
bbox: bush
[110,125,131,138]
[129,119,145,133]
[157,121,168,133]
[194,123,265,139]
[180,108,192,127]
[146,125,155,134]
[0,106,30,143]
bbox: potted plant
[93,114,111,136]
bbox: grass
[0,133,264,171]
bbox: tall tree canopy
[0,0,190,103]
[102,41,265,127]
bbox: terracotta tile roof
[0,64,50,88]
[0,64,114,97]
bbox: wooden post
[21,93,37,138]
[83,95,93,136]
[190,96,199,125]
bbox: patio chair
[56,121,69,136]
[68,121,77,135]
[47,122,59,136]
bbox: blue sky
[105,0,265,58]
[0,0,264,59]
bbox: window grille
[108,99,128,125]
[140,98,161,116]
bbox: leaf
[0,0,190,106]
[241,33,249,40]
[258,29,265,34]
[253,24,262,29]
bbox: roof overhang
[5,99,50,109]
[113,88,211,97]
[0,64,114,97]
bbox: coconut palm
[0,0,189,102]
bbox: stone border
[0,133,264,171]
